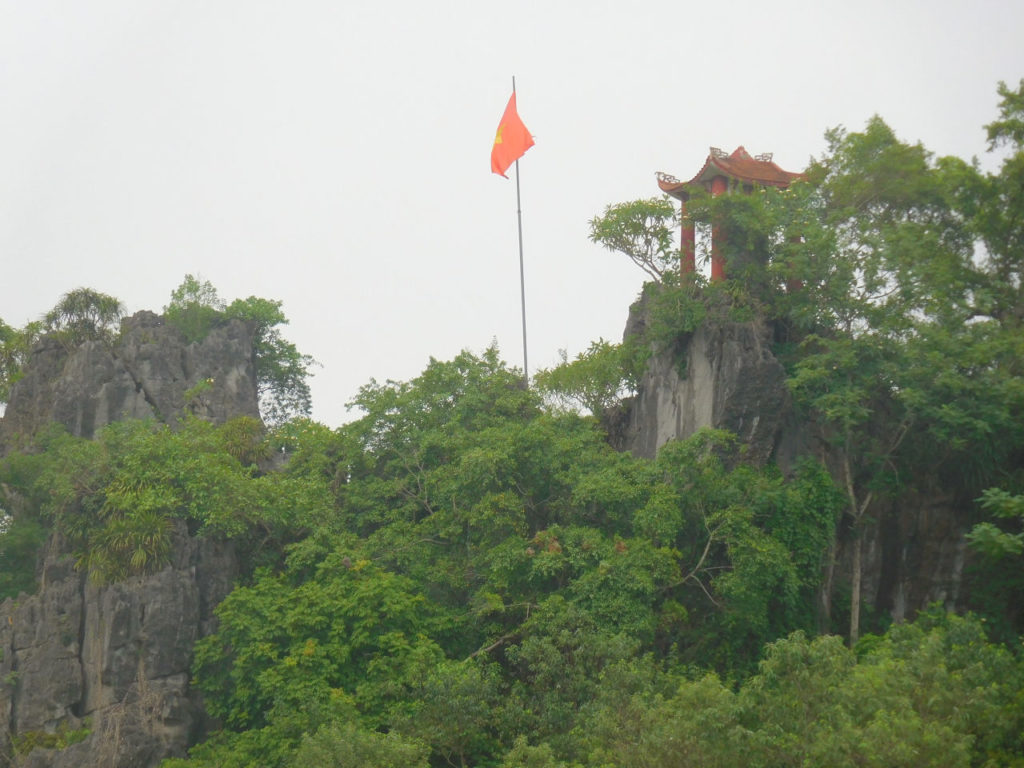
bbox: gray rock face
[860,490,971,624]
[611,304,789,464]
[0,311,255,766]
[0,311,260,452]
[0,527,237,768]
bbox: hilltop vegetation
[1,82,1024,766]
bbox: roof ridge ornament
[657,146,802,199]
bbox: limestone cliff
[0,310,260,453]
[610,301,789,465]
[0,311,255,767]
[608,293,977,629]
[0,528,236,767]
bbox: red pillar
[680,198,696,275]
[710,175,728,282]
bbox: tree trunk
[849,531,862,646]
[818,537,836,634]
[841,451,870,647]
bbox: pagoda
[657,146,802,281]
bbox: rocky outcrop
[0,311,260,453]
[608,291,977,631]
[859,490,970,624]
[0,311,255,766]
[610,298,790,465]
[0,526,236,767]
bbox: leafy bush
[43,287,124,345]
[12,720,91,755]
[0,515,47,600]
[163,274,225,343]
[0,318,42,404]
[533,339,640,418]
[0,418,269,583]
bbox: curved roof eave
[657,147,803,200]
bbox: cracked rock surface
[0,310,255,766]
[0,527,237,767]
[0,310,260,451]
[609,296,789,465]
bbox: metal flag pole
[512,76,529,388]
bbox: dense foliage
[4,344,1022,766]
[1,83,1023,766]
[587,80,1024,643]
[0,417,282,584]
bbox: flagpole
[512,76,529,388]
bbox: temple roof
[657,146,803,200]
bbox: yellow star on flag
[491,93,533,177]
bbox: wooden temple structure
[657,147,802,280]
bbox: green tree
[0,318,42,404]
[290,722,429,768]
[498,736,575,768]
[140,322,1017,766]
[642,431,837,670]
[759,106,1024,642]
[163,274,225,343]
[968,488,1024,558]
[498,596,645,758]
[0,515,47,600]
[589,98,1024,646]
[392,658,503,768]
[968,78,1024,328]
[190,549,445,745]
[225,296,315,425]
[43,287,124,345]
[579,613,1024,768]
[966,487,1024,638]
[533,339,640,420]
[0,417,269,583]
[589,197,681,282]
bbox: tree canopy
[1,82,1024,768]
[593,80,1024,644]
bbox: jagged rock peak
[609,294,790,465]
[0,310,261,454]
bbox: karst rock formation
[1,311,255,767]
[0,301,980,766]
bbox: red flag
[491,92,534,178]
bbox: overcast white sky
[2,1,1022,426]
